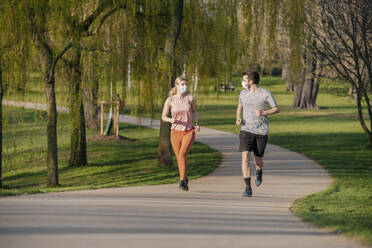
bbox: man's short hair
[242,70,260,84]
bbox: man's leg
[253,135,267,186]
[242,151,251,178]
[254,155,263,186]
[253,155,263,171]
[242,151,252,197]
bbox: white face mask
[179,85,188,93]
[242,80,248,89]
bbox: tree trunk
[292,45,320,109]
[0,67,3,188]
[356,85,372,145]
[67,47,87,167]
[348,85,357,100]
[45,74,59,186]
[83,52,99,128]
[292,77,319,109]
[282,63,294,92]
[158,40,174,167]
[120,63,128,108]
[158,0,184,166]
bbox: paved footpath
[0,101,366,248]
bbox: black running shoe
[184,177,189,191]
[242,186,252,197]
[179,179,188,191]
[255,170,263,186]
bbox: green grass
[1,107,221,196]
[195,77,372,246]
[3,74,372,245]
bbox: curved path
[0,100,365,248]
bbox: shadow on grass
[269,132,372,178]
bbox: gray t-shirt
[239,87,278,135]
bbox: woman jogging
[161,76,200,191]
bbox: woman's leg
[178,129,196,178]
[171,130,183,179]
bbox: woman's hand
[194,124,200,132]
[193,122,200,132]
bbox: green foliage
[287,0,304,83]
[1,107,221,195]
[193,76,372,245]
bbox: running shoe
[255,170,263,186]
[242,186,252,197]
[179,178,188,191]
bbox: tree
[61,0,126,166]
[0,57,3,188]
[82,51,100,129]
[26,2,73,186]
[290,0,323,109]
[0,0,33,188]
[307,0,372,144]
[158,0,184,166]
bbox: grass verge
[3,75,372,245]
[195,76,372,245]
[1,107,221,196]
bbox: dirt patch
[88,135,136,142]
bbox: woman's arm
[190,95,200,131]
[161,98,173,123]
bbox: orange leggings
[171,128,195,179]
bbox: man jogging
[236,70,280,197]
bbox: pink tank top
[170,95,193,131]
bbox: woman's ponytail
[168,87,177,97]
[168,76,186,97]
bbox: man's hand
[256,109,266,116]
[236,118,242,125]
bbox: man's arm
[236,103,243,125]
[256,106,280,116]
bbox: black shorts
[239,130,268,157]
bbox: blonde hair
[168,76,187,97]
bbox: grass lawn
[3,74,372,245]
[196,77,372,246]
[1,107,221,196]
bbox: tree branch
[51,41,73,75]
[82,1,126,36]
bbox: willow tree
[0,1,16,188]
[158,0,184,166]
[59,0,126,167]
[0,55,2,187]
[82,50,100,129]
[0,0,33,188]
[0,2,10,188]
[280,0,322,109]
[181,0,217,97]
[290,0,323,109]
[25,1,74,186]
[239,0,280,74]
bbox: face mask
[242,80,248,89]
[180,85,188,93]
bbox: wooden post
[100,102,104,136]
[113,104,117,137]
[116,101,119,136]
